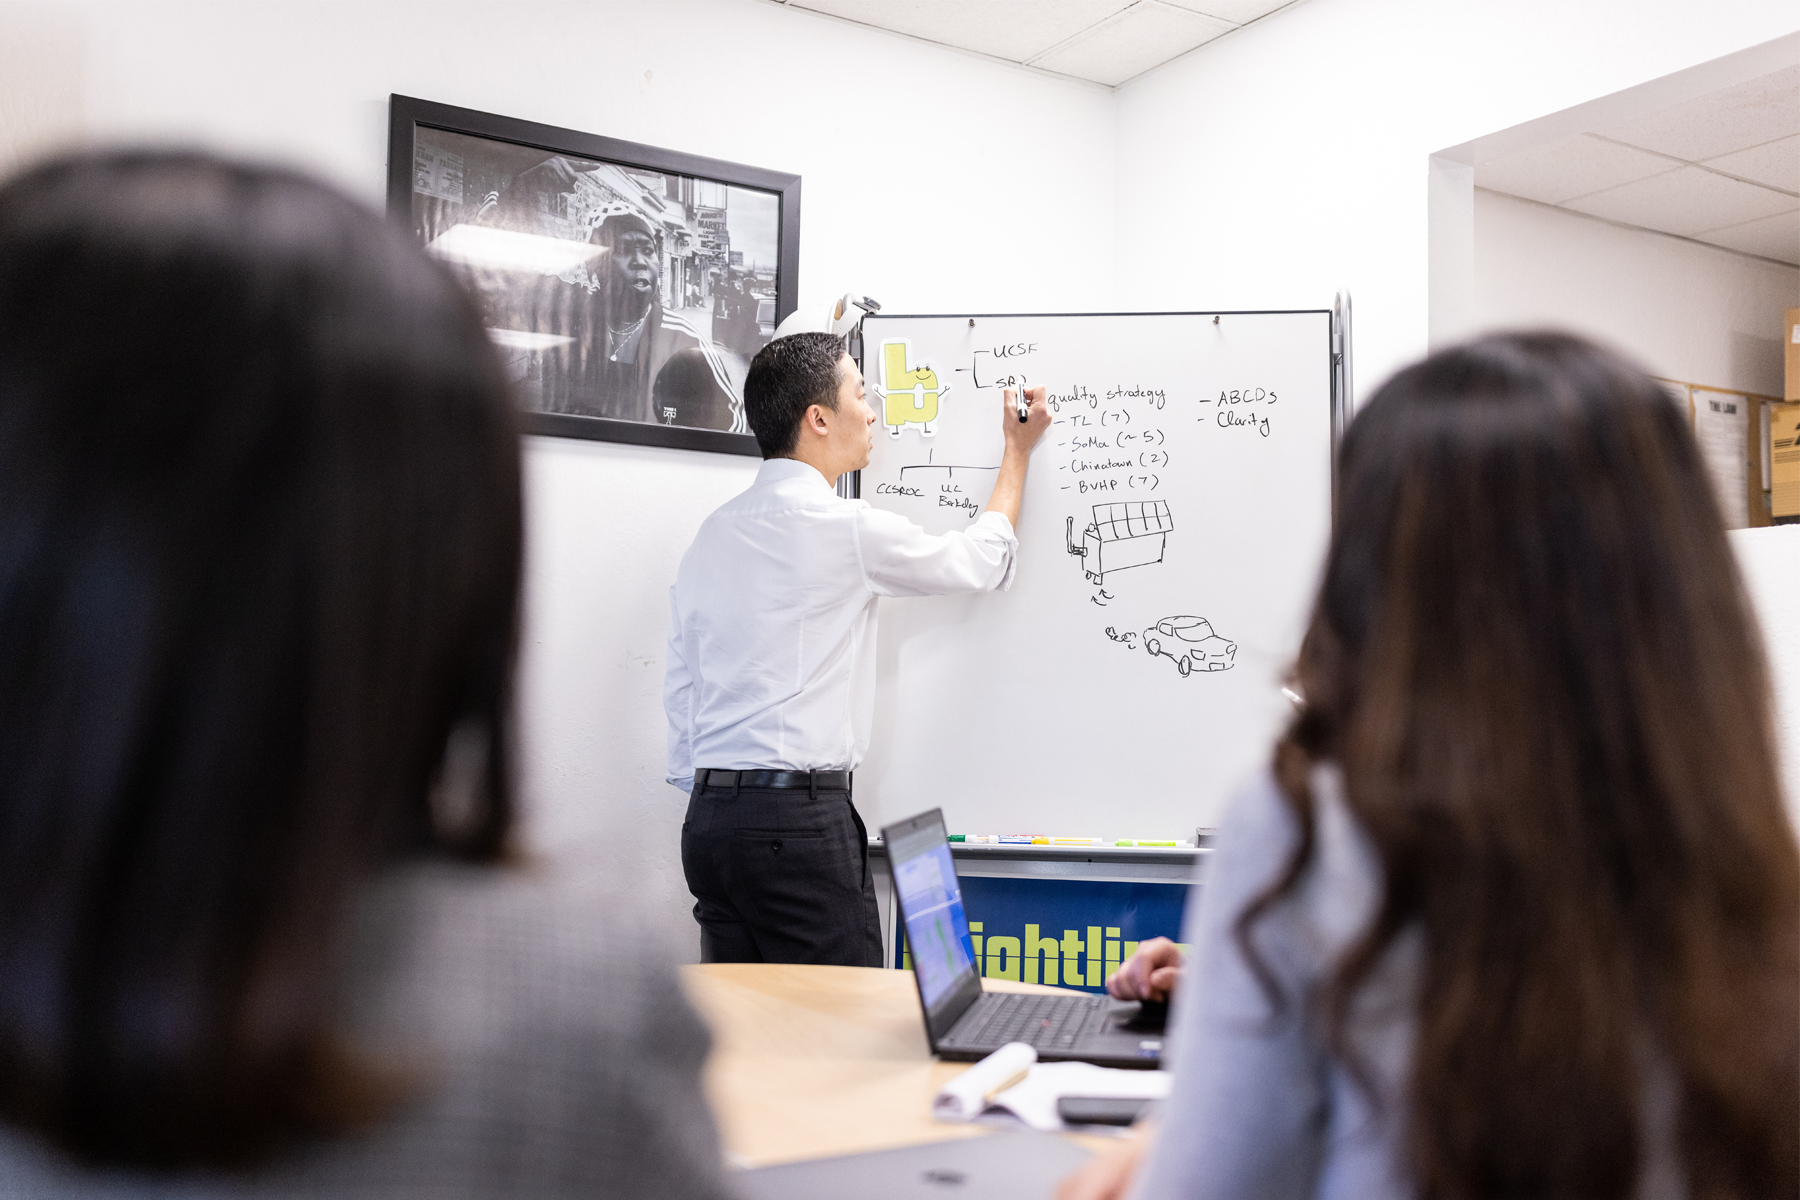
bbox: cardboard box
[1772,402,1800,520]
[1787,308,1800,402]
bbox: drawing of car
[1142,615,1235,676]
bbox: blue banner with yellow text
[899,876,1192,993]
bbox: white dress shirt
[664,457,1018,791]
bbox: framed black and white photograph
[387,95,799,455]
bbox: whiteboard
[856,311,1336,839]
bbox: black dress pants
[680,775,883,966]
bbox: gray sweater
[1132,767,1682,1200]
[0,863,737,1199]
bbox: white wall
[1114,0,1800,833]
[9,0,1799,951]
[1733,527,1800,837]
[0,0,1117,952]
[1473,188,1799,397]
[1112,0,1799,402]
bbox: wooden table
[681,963,1085,1167]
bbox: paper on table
[934,1046,1172,1132]
[933,1042,1037,1121]
[987,1061,1173,1131]
[1693,388,1749,530]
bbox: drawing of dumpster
[879,339,945,437]
[1065,500,1173,584]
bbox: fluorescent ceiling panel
[1563,165,1798,238]
[789,0,1128,63]
[1032,1,1232,86]
[1476,134,1678,205]
[1704,132,1800,194]
[426,224,600,275]
[1693,209,1800,266]
[1592,63,1800,162]
[487,328,575,352]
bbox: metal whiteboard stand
[850,304,1357,984]
[1332,290,1355,498]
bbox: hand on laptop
[1104,937,1184,1003]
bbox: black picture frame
[387,94,798,456]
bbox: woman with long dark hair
[1067,333,1797,1199]
[0,151,732,1196]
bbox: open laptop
[881,808,1164,1069]
[739,1129,1091,1199]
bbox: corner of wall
[1428,155,1475,350]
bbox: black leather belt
[697,768,851,790]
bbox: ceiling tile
[1561,165,1799,238]
[1030,2,1233,87]
[1590,63,1800,162]
[789,0,1129,63]
[1703,133,1800,195]
[1693,209,1800,266]
[1476,134,1678,205]
[1158,0,1290,24]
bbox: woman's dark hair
[743,330,845,458]
[1248,332,1798,1199]
[0,152,522,1167]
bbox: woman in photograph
[452,153,740,430]
[0,150,734,1198]
[1067,332,1799,1200]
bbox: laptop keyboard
[953,993,1111,1052]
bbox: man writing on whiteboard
[665,322,1051,965]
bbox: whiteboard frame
[852,309,1347,506]
[1332,292,1354,502]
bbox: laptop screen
[883,808,984,1042]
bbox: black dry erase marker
[1017,383,1028,423]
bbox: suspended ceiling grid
[765,0,1299,88]
[1475,63,1800,267]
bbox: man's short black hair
[743,331,846,458]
